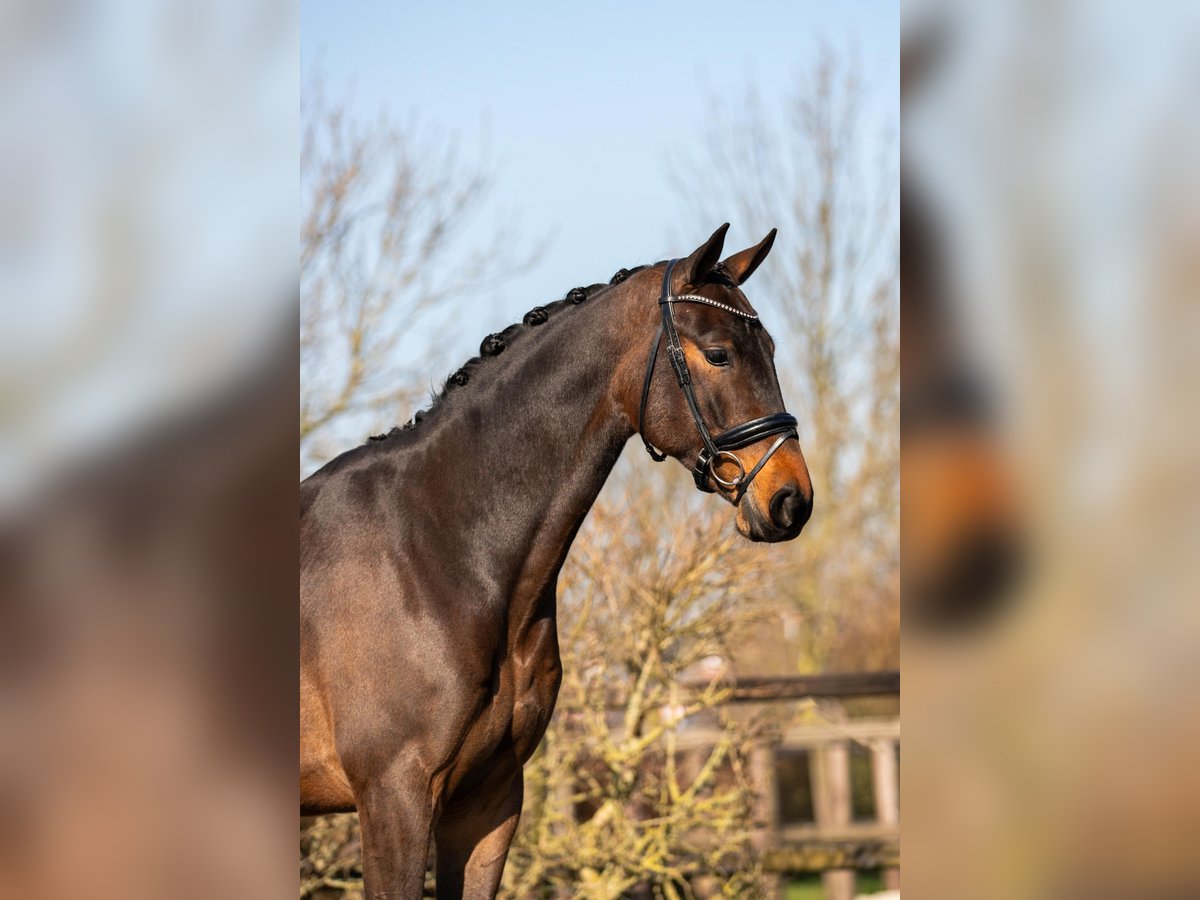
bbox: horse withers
[299,224,812,898]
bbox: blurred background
[300,2,898,898]
[4,0,1197,897]
[1,0,298,898]
[902,0,1200,898]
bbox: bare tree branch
[300,77,539,471]
[673,47,899,673]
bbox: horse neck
[409,282,650,610]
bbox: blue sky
[302,0,897,391]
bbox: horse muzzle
[738,481,813,542]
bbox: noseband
[638,259,799,501]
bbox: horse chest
[458,627,562,775]
[506,659,561,756]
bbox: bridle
[638,259,799,501]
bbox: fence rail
[604,670,900,711]
[762,839,900,873]
[690,670,899,704]
[694,672,900,900]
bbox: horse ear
[720,228,777,285]
[678,223,730,286]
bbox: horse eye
[704,347,730,366]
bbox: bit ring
[710,450,745,489]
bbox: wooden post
[750,740,782,900]
[871,739,900,891]
[813,740,855,900]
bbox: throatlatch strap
[639,323,666,461]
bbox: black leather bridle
[638,259,799,501]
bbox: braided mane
[363,259,749,444]
[365,265,650,442]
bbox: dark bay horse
[300,224,813,898]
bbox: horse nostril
[769,485,812,532]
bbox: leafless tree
[301,78,534,470]
[504,475,795,898]
[674,47,900,672]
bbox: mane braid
[357,258,771,445]
[364,269,651,444]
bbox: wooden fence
[675,671,899,900]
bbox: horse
[299,224,813,898]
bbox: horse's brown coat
[299,227,812,898]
